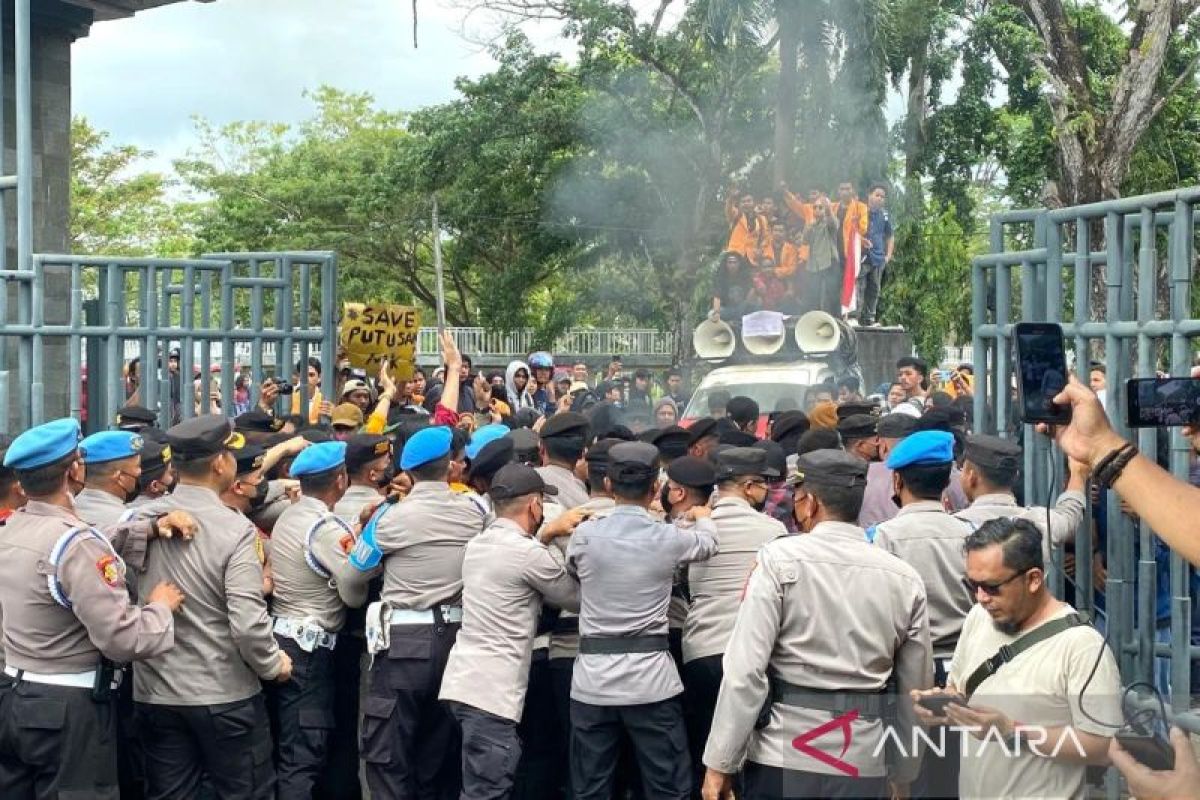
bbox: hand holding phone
[1014,322,1071,424]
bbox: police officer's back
[134,415,291,800]
[567,441,718,799]
[702,449,933,799]
[0,419,188,798]
[269,441,370,797]
[356,424,488,800]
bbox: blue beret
[4,418,82,470]
[886,430,954,470]
[401,426,452,471]
[80,431,144,465]
[466,424,509,461]
[290,441,347,477]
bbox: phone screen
[1014,323,1070,424]
[1125,377,1200,427]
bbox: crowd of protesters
[713,180,894,327]
[0,329,1197,800]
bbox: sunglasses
[962,568,1032,597]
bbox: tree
[70,116,197,257]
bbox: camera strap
[963,612,1088,701]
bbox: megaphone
[794,310,842,355]
[693,318,736,360]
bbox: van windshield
[683,383,813,419]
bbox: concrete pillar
[2,1,90,431]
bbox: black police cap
[489,463,557,502]
[540,412,590,440]
[964,434,1022,470]
[836,414,878,441]
[789,449,868,488]
[715,446,779,480]
[233,444,265,476]
[235,410,284,434]
[770,410,810,443]
[685,417,719,447]
[165,416,245,460]
[468,437,514,483]
[608,441,659,483]
[345,434,391,472]
[666,456,717,490]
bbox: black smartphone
[1125,377,1200,428]
[1115,730,1176,770]
[917,694,962,716]
[1013,322,1071,424]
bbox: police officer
[116,404,159,433]
[270,441,371,797]
[546,438,620,796]
[536,412,590,508]
[75,430,145,526]
[322,434,393,800]
[955,434,1086,562]
[75,430,152,800]
[701,449,933,799]
[684,446,786,782]
[838,413,880,463]
[860,413,916,530]
[440,463,583,799]
[686,418,721,461]
[130,435,176,507]
[134,415,293,800]
[567,441,718,799]
[662,455,718,664]
[0,418,191,798]
[356,424,489,800]
[335,433,392,522]
[872,431,974,797]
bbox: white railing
[120,327,674,367]
[941,345,974,367]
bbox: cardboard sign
[741,310,785,339]
[340,303,420,379]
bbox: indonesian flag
[840,222,862,315]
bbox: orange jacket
[725,196,771,265]
[834,198,869,256]
[770,241,803,278]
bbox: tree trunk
[902,39,928,210]
[773,0,801,186]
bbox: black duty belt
[769,677,890,721]
[552,617,580,635]
[578,635,670,655]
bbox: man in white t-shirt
[913,516,1121,799]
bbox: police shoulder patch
[96,555,120,587]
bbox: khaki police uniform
[955,491,1085,564]
[536,462,589,509]
[134,417,283,800]
[703,449,933,799]
[703,520,933,796]
[74,486,131,528]
[358,476,487,800]
[567,442,719,800]
[270,490,370,796]
[0,496,173,798]
[683,490,785,784]
[440,467,580,799]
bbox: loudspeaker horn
[794,310,842,355]
[692,318,736,360]
[742,329,786,356]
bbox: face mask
[532,499,545,532]
[749,491,768,513]
[660,483,674,517]
[375,465,396,489]
[247,478,269,510]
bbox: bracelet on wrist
[1096,443,1138,489]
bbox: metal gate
[972,188,1199,744]
[0,251,338,432]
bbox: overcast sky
[72,0,541,170]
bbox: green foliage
[70,116,197,257]
[880,204,973,362]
